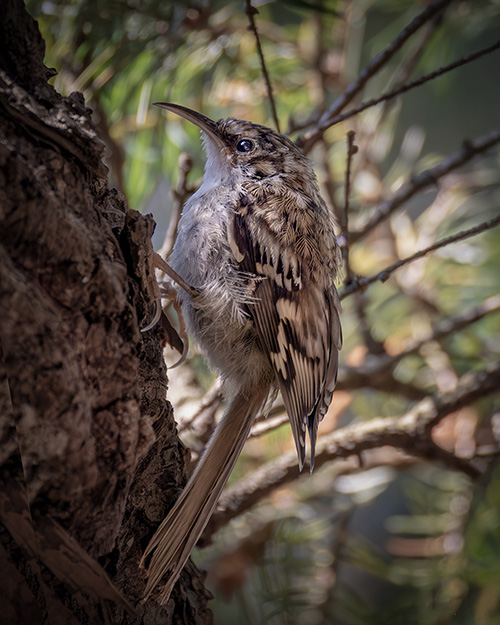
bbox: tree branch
[338,294,500,388]
[158,152,194,260]
[339,130,358,282]
[245,0,280,132]
[205,363,500,538]
[297,0,454,152]
[341,213,500,299]
[295,38,500,137]
[349,130,500,243]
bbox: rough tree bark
[0,1,212,623]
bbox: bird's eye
[236,139,255,153]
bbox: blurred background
[27,1,500,623]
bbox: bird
[141,103,342,604]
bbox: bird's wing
[229,201,342,470]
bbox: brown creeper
[142,104,342,603]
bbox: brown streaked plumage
[142,103,342,604]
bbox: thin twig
[296,38,500,142]
[428,295,500,348]
[390,18,441,91]
[178,381,222,437]
[245,0,280,132]
[158,152,193,260]
[250,413,289,439]
[342,131,389,359]
[340,130,358,283]
[350,129,500,243]
[341,213,500,299]
[297,0,454,151]
[318,138,342,223]
[339,294,500,388]
[354,18,441,175]
[353,290,387,355]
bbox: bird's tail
[141,382,270,604]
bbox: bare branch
[250,412,289,439]
[340,130,358,283]
[158,152,193,260]
[205,363,500,537]
[351,20,440,180]
[297,0,454,151]
[298,38,500,136]
[245,0,280,133]
[427,294,500,346]
[338,294,500,388]
[341,213,500,299]
[177,384,223,468]
[350,129,500,244]
[352,291,387,355]
[318,138,342,222]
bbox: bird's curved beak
[154,102,226,150]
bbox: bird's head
[155,102,313,185]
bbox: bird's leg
[152,252,199,299]
[142,253,196,367]
[158,281,189,368]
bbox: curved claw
[140,284,190,367]
[140,251,192,363]
[141,299,163,333]
[168,297,189,368]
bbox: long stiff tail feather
[142,383,270,604]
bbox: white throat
[198,134,234,194]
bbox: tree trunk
[0,1,212,622]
